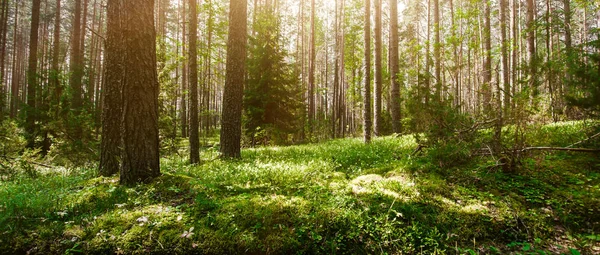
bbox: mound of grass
[0,121,599,254]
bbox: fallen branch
[520,147,600,153]
[456,118,498,135]
[567,131,600,148]
[1,155,55,168]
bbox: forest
[0,0,599,253]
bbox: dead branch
[520,147,600,153]
[567,131,600,148]
[456,118,498,135]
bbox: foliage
[244,8,303,146]
[566,30,600,117]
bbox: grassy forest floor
[1,121,599,254]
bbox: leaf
[569,248,581,255]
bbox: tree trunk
[189,0,199,164]
[220,0,247,158]
[180,0,188,138]
[526,0,536,97]
[363,0,372,143]
[69,0,83,139]
[389,0,401,133]
[308,0,315,137]
[374,0,382,136]
[483,0,492,112]
[26,0,42,149]
[500,0,510,114]
[434,0,441,100]
[51,0,61,117]
[120,0,161,185]
[99,0,123,177]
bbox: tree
[51,0,61,117]
[483,0,492,112]
[244,6,301,146]
[70,0,84,139]
[99,0,123,177]
[26,0,42,149]
[120,0,161,185]
[500,0,510,114]
[373,0,382,136]
[363,0,372,143]
[220,0,247,158]
[308,0,315,136]
[526,0,537,97]
[433,0,441,100]
[389,0,401,134]
[189,0,200,164]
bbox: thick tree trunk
[220,0,247,158]
[120,0,161,185]
[363,0,371,143]
[99,0,123,177]
[389,0,401,134]
[374,0,382,136]
[26,0,42,149]
[189,0,199,164]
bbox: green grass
[0,122,599,254]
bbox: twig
[411,144,427,156]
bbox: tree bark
[363,0,372,143]
[189,0,200,164]
[433,0,441,100]
[51,0,61,117]
[483,0,492,112]
[69,0,83,139]
[99,0,123,177]
[500,0,510,114]
[26,0,42,149]
[120,0,161,185]
[220,0,247,158]
[308,0,315,137]
[526,0,536,97]
[389,0,401,134]
[374,0,382,136]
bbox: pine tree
[220,0,247,158]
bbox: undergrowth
[0,121,598,254]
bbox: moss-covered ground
[0,121,599,254]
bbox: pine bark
[26,0,42,149]
[120,0,161,185]
[220,0,247,158]
[389,0,401,133]
[51,0,61,117]
[433,0,441,100]
[189,0,200,164]
[373,0,382,136]
[308,0,315,136]
[363,0,372,143]
[69,0,83,138]
[500,0,510,114]
[99,0,123,177]
[526,0,536,96]
[483,0,492,112]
